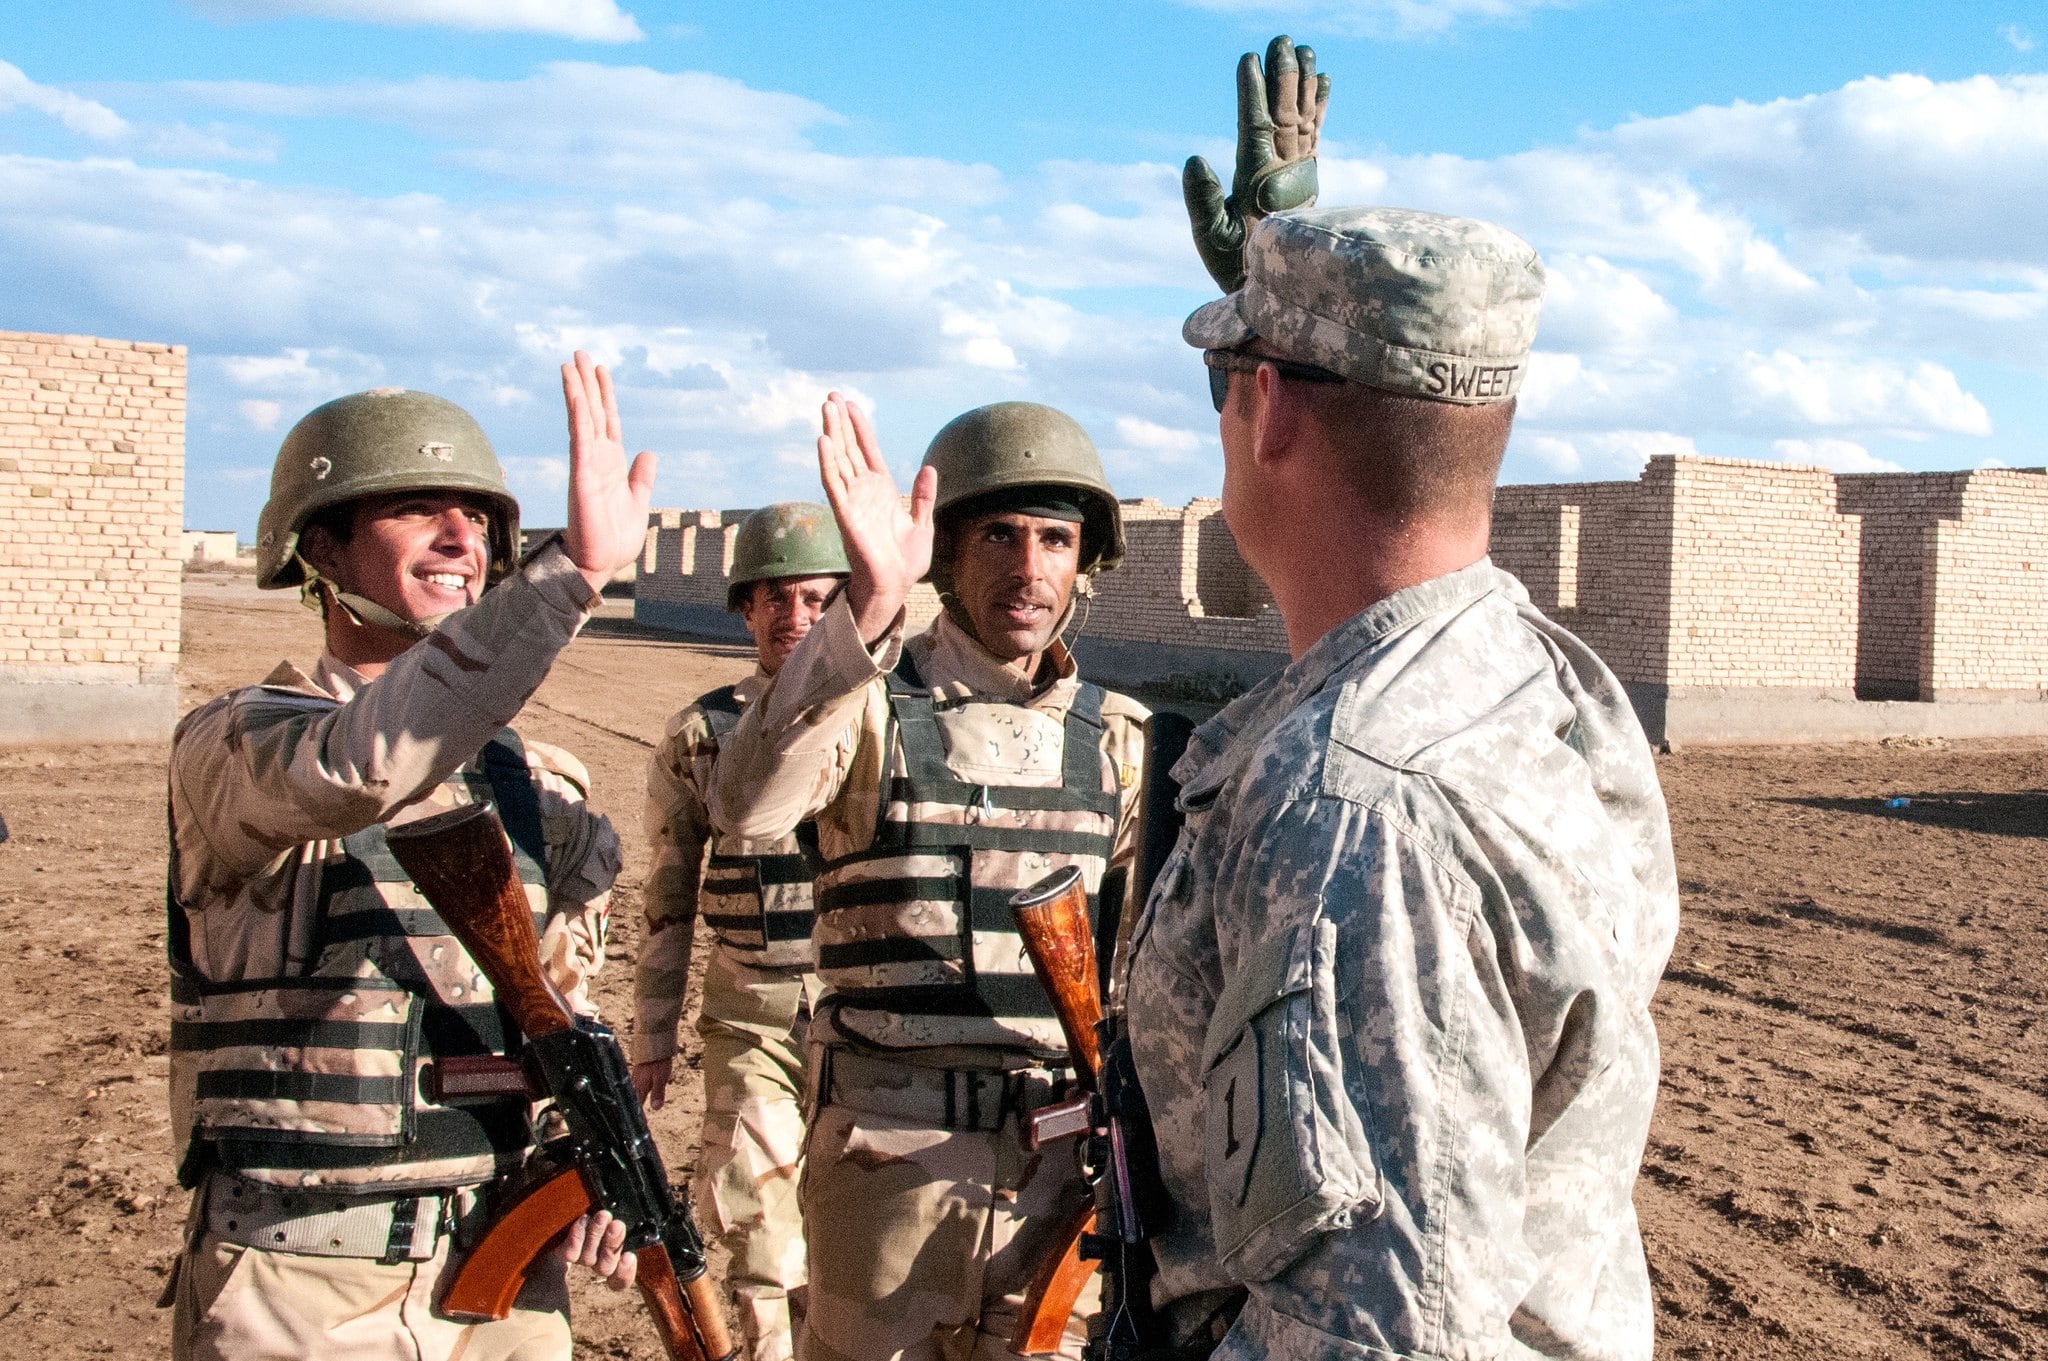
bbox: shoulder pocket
[1201,917,1380,1281]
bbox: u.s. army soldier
[164,356,655,1361]
[707,397,1149,1360]
[631,501,851,1361]
[1122,201,1680,1359]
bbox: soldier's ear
[297,521,347,586]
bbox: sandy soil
[0,574,2039,1358]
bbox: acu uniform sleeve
[1208,792,1541,1361]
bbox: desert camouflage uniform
[709,598,1148,1361]
[165,543,618,1361]
[636,668,816,1361]
[1125,560,1679,1360]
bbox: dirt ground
[0,573,2040,1358]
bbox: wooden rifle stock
[1008,866,1104,1354]
[1010,713,1196,1360]
[385,802,737,1361]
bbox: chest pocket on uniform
[1202,916,1381,1281]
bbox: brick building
[635,454,2048,744]
[0,330,185,744]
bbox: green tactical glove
[1183,35,1332,293]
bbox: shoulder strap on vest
[698,684,742,717]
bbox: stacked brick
[0,330,185,744]
[1923,470,2048,698]
[633,454,2048,736]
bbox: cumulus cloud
[7,59,2041,531]
[0,60,127,138]
[1168,0,1570,39]
[171,64,1004,204]
[184,0,644,42]
[1772,437,1903,473]
[236,398,282,431]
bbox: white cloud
[2001,25,2034,54]
[1772,437,1903,473]
[237,398,282,431]
[1169,0,1570,39]
[0,60,127,138]
[1737,352,1990,435]
[184,0,643,42]
[8,60,2042,528]
[171,64,1003,204]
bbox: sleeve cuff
[521,536,603,618]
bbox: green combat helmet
[255,387,520,633]
[725,501,850,611]
[919,401,1125,580]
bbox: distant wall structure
[182,530,241,563]
[636,455,2048,745]
[1,331,185,745]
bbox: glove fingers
[1267,35,1300,143]
[1295,46,1321,155]
[1183,155,1232,236]
[1235,50,1276,184]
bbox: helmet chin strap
[294,552,438,641]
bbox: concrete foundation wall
[0,330,185,746]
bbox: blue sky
[2,1,2044,534]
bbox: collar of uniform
[309,653,375,702]
[733,666,771,708]
[1175,558,1505,803]
[912,609,1078,707]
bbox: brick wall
[633,455,2048,729]
[1923,469,2048,698]
[0,330,185,743]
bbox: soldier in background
[164,357,654,1360]
[1121,184,1680,1361]
[707,399,1149,1360]
[631,502,851,1361]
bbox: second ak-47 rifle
[385,801,737,1361]
[1009,710,1195,1360]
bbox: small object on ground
[1884,797,1911,809]
[0,811,8,842]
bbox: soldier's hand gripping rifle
[385,802,738,1361]
[1010,711,1195,1360]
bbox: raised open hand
[560,351,658,590]
[1183,35,1332,292]
[816,392,936,644]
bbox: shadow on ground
[1772,790,2048,838]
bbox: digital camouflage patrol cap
[1183,204,1544,404]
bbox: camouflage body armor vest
[811,657,1119,1059]
[695,686,819,972]
[169,731,549,1193]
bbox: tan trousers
[796,1086,1096,1361]
[696,945,813,1361]
[169,1225,572,1361]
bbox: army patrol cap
[726,501,850,612]
[1184,205,1545,405]
[920,402,1125,574]
[256,387,520,590]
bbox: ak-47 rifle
[1010,711,1195,1360]
[385,802,737,1361]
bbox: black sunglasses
[1203,348,1347,413]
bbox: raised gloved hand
[1183,35,1331,293]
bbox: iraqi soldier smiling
[164,356,654,1361]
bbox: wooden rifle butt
[1009,1201,1099,1356]
[384,801,575,1039]
[1011,866,1105,1082]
